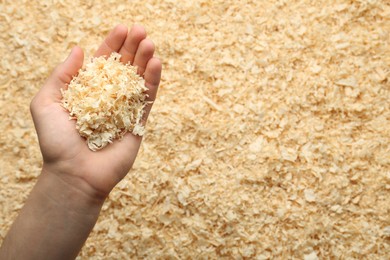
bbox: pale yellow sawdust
[0,0,389,259]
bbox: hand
[30,24,162,198]
[0,25,161,260]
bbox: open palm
[30,25,162,196]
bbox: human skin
[0,24,162,260]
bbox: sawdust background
[0,0,389,259]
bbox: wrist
[40,163,106,208]
[42,162,108,201]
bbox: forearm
[0,167,105,260]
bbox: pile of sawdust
[62,52,147,151]
[0,0,389,259]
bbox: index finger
[94,25,128,58]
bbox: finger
[47,46,84,90]
[141,57,162,124]
[133,39,155,76]
[59,46,84,84]
[36,46,84,105]
[119,25,147,64]
[94,24,128,58]
[144,57,162,102]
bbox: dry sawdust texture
[62,53,148,151]
[0,0,389,259]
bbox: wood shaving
[62,53,147,151]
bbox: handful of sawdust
[61,52,148,151]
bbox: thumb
[39,47,84,104]
[31,47,84,116]
[51,46,84,87]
